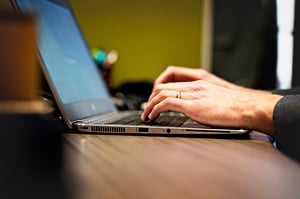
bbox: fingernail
[148,113,153,120]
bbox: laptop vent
[91,126,126,133]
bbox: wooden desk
[64,133,300,199]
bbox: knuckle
[164,97,173,104]
[159,90,169,98]
[167,65,176,70]
[152,86,163,95]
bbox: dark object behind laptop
[0,113,70,199]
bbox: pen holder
[92,48,118,91]
[100,66,112,90]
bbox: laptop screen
[13,0,117,125]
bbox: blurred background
[0,0,279,91]
[0,0,205,89]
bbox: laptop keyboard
[112,113,144,125]
[151,115,188,127]
[110,112,188,127]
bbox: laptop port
[138,127,148,132]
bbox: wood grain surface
[64,133,300,199]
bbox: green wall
[0,0,11,9]
[1,0,204,88]
[69,0,204,88]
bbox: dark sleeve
[273,95,300,162]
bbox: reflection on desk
[64,133,300,199]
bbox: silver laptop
[11,0,249,135]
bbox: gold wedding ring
[175,91,181,99]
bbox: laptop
[11,0,249,135]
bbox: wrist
[241,94,282,136]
